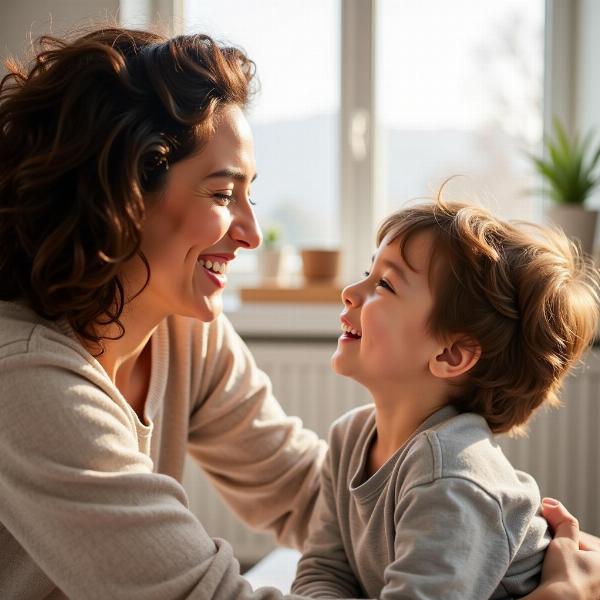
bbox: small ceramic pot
[259,248,287,285]
[300,249,341,284]
[546,205,598,255]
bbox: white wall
[576,0,600,208]
[0,0,120,73]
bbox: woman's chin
[187,295,224,323]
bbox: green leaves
[263,225,281,249]
[530,118,600,205]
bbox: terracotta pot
[300,249,340,284]
[546,205,598,255]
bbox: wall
[576,0,600,208]
[0,0,120,73]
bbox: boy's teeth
[341,323,362,337]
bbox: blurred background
[2,0,599,567]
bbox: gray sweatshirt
[292,404,550,599]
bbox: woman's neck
[84,300,163,420]
[84,297,163,387]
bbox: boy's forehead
[376,230,435,273]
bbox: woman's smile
[196,253,234,289]
[129,105,261,323]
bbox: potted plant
[258,226,287,285]
[530,118,600,255]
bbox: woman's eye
[249,197,257,206]
[213,193,233,207]
[362,271,370,278]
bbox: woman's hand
[527,498,600,600]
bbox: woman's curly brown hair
[0,26,255,348]
[378,198,600,435]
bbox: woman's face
[124,104,261,323]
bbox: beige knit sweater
[0,300,326,599]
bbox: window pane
[184,0,341,255]
[376,0,545,221]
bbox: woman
[0,26,598,599]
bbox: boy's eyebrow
[205,167,258,183]
[371,254,409,284]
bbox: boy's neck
[367,381,449,476]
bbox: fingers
[541,498,580,547]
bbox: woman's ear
[429,336,481,379]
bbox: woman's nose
[229,202,263,249]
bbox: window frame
[122,0,576,279]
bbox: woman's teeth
[198,259,229,274]
[341,323,362,337]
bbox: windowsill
[224,293,342,339]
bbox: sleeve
[0,353,296,600]
[186,316,328,550]
[380,477,511,600]
[291,446,363,598]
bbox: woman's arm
[187,316,327,549]
[523,499,600,600]
[0,345,289,600]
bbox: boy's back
[293,404,550,599]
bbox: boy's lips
[340,316,362,339]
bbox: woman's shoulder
[0,300,90,366]
[0,302,147,462]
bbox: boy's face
[332,230,441,389]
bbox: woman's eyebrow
[205,168,257,183]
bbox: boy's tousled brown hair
[378,199,600,435]
[0,26,255,348]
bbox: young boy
[291,200,599,599]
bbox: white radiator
[182,341,600,565]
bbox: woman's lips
[201,265,226,288]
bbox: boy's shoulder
[400,411,538,498]
[330,403,375,434]
[327,403,376,450]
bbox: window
[376,0,545,222]
[121,0,561,283]
[184,0,341,253]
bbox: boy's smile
[340,318,362,340]
[332,230,441,394]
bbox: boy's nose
[342,281,363,307]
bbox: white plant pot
[546,205,598,256]
[258,248,287,285]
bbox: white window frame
[122,0,577,280]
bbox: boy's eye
[363,270,370,278]
[213,193,233,207]
[376,278,394,292]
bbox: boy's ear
[429,336,481,379]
